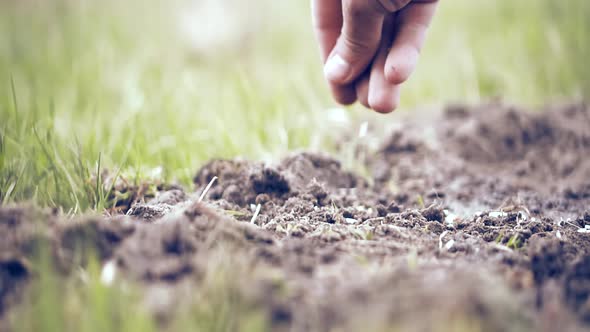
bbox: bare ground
[2,101,590,331]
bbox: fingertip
[384,64,410,85]
[330,84,357,106]
[369,99,397,114]
[334,93,357,106]
[355,75,371,109]
[338,95,358,106]
[368,88,400,114]
[385,47,419,85]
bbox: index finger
[385,1,438,84]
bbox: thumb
[324,0,384,85]
[324,0,411,85]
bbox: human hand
[312,0,438,113]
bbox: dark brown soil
[2,101,590,331]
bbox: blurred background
[1,0,589,211]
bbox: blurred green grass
[12,245,267,332]
[1,0,589,212]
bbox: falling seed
[250,204,262,224]
[100,260,117,286]
[358,121,369,138]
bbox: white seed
[100,260,117,286]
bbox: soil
[2,100,590,331]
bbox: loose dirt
[2,101,590,331]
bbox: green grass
[10,240,268,332]
[1,0,589,213]
[13,253,158,332]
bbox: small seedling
[495,231,505,244]
[506,234,522,249]
[225,210,248,217]
[416,195,425,209]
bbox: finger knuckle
[344,0,366,18]
[346,0,389,18]
[376,0,412,13]
[342,33,374,55]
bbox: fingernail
[324,55,351,82]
